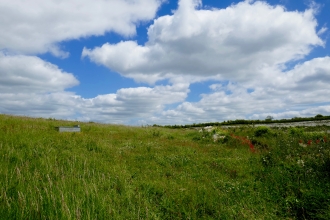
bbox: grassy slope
[0,115,329,219]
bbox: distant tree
[315,114,323,118]
[265,115,274,121]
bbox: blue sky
[1,0,330,125]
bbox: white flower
[297,159,304,167]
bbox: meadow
[0,114,329,219]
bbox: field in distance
[0,114,329,219]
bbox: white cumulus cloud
[0,52,81,118]
[83,0,324,84]
[0,53,79,93]
[79,83,189,123]
[0,0,162,56]
[1,0,329,125]
[0,53,189,122]
[148,57,330,125]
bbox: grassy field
[0,114,329,219]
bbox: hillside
[0,114,329,219]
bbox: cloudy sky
[1,0,330,125]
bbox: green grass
[0,114,329,219]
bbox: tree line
[154,114,330,128]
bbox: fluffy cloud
[0,64,189,123]
[79,83,189,123]
[0,92,81,118]
[80,0,330,125]
[0,0,162,56]
[0,53,79,93]
[39,55,328,125]
[1,0,329,125]
[148,57,330,125]
[0,0,185,124]
[0,52,80,118]
[83,0,323,84]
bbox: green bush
[254,126,270,137]
[304,131,326,141]
[289,127,304,137]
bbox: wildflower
[249,143,255,152]
[297,159,304,167]
[316,139,320,144]
[230,134,255,152]
[307,140,312,145]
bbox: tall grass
[0,114,329,219]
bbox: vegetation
[0,114,330,219]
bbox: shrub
[289,127,304,137]
[254,126,270,137]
